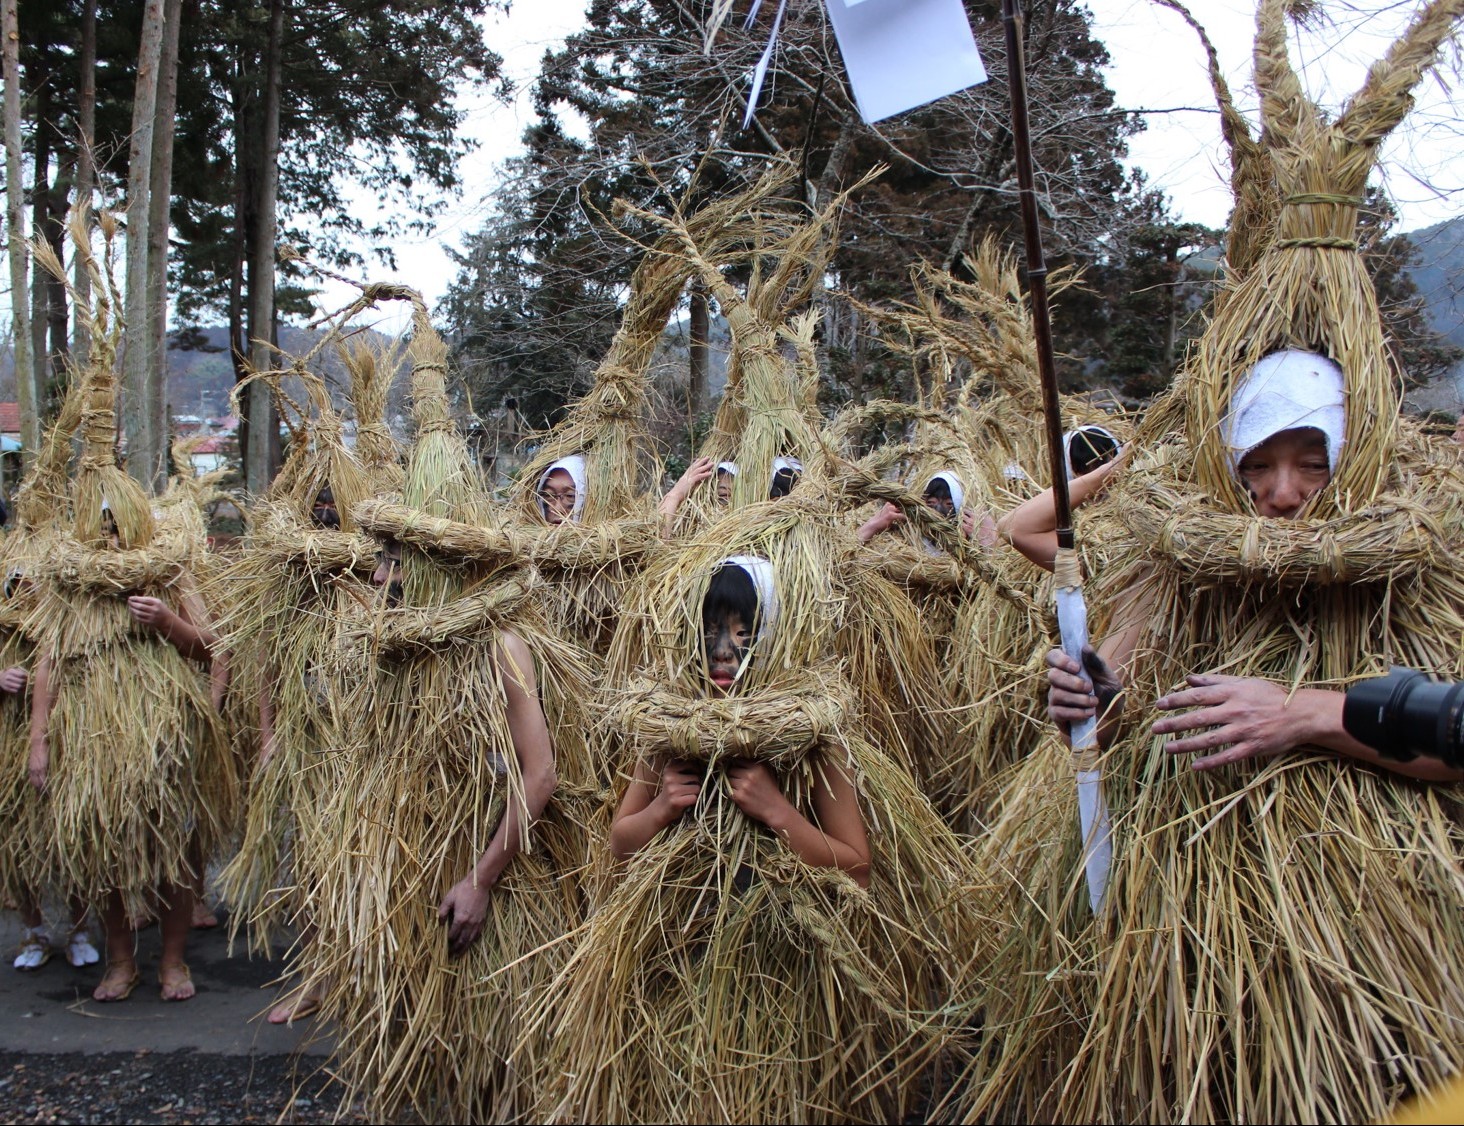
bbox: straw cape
[22,216,229,918]
[949,4,1464,1121]
[623,170,957,787]
[529,486,996,1124]
[298,298,591,1122]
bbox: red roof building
[0,403,19,436]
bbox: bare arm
[27,654,53,791]
[856,502,905,544]
[658,457,715,538]
[608,755,701,862]
[998,455,1124,571]
[438,631,558,956]
[127,573,216,663]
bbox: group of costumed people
[3,1,1464,1121]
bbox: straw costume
[302,299,587,1122]
[951,4,1464,1121]
[531,480,995,1123]
[211,360,385,955]
[24,223,230,931]
[0,383,86,919]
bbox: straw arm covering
[354,498,518,566]
[609,665,856,770]
[338,573,537,655]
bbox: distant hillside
[1403,215,1464,410]
[166,324,400,419]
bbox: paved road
[0,910,330,1059]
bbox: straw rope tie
[340,573,535,654]
[1275,236,1359,250]
[1281,193,1365,207]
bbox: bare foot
[267,982,323,1024]
[191,901,219,929]
[93,961,141,1002]
[159,961,195,1002]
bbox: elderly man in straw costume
[949,3,1464,1122]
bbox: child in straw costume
[210,360,388,1023]
[24,244,230,1002]
[299,300,588,1122]
[528,481,996,1124]
[0,385,101,971]
[953,4,1464,1121]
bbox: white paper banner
[825,0,987,124]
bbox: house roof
[0,403,19,435]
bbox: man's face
[1237,427,1331,519]
[371,539,404,605]
[715,471,734,507]
[539,469,577,526]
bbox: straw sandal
[65,929,100,968]
[93,961,141,1002]
[13,928,51,972]
[159,961,194,1002]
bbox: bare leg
[93,892,140,1001]
[157,881,195,1001]
[189,838,217,929]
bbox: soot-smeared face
[703,610,752,695]
[312,487,340,529]
[1236,427,1331,519]
[371,538,404,605]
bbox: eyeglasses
[538,489,577,506]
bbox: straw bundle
[949,6,1464,1120]
[531,496,995,1123]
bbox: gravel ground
[0,1049,370,1125]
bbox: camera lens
[1343,667,1464,769]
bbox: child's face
[715,471,733,506]
[704,610,752,695]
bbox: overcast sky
[324,0,1464,331]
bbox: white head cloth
[770,455,803,486]
[1223,350,1346,475]
[924,470,965,515]
[717,460,739,476]
[1062,424,1120,481]
[539,453,588,521]
[721,554,778,642]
